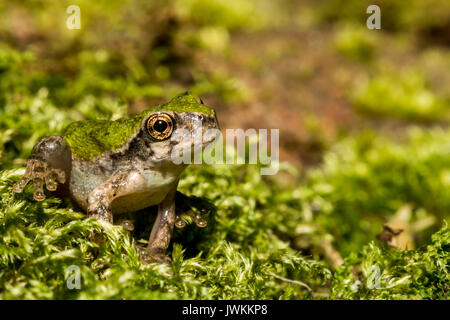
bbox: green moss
[175,0,266,31]
[304,128,450,255]
[314,0,450,34]
[352,70,448,121]
[334,23,378,62]
[2,129,449,298]
[331,225,449,299]
[62,117,142,161]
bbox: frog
[12,92,220,263]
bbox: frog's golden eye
[147,113,174,141]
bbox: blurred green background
[0,0,449,299]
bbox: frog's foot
[175,210,207,229]
[134,245,171,264]
[175,214,187,228]
[145,248,172,264]
[175,192,210,229]
[12,156,66,201]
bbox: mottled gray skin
[13,98,219,263]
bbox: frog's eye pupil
[154,120,168,133]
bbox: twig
[267,271,312,292]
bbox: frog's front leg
[87,170,146,223]
[13,136,70,201]
[87,170,148,247]
[144,186,177,264]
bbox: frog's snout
[201,111,221,146]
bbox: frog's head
[138,92,220,164]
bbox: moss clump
[0,166,333,299]
[334,23,378,62]
[331,225,449,299]
[352,70,448,121]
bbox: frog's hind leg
[13,135,70,201]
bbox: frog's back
[61,117,143,161]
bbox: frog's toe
[149,253,172,264]
[185,210,208,228]
[137,250,163,264]
[33,177,46,201]
[45,169,65,191]
[12,174,31,193]
[13,159,40,194]
[52,168,66,184]
[193,214,207,228]
[175,215,186,228]
[157,255,172,264]
[45,174,57,191]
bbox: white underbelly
[69,163,184,214]
[110,185,172,214]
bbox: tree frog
[13,92,219,263]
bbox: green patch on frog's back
[62,116,143,161]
